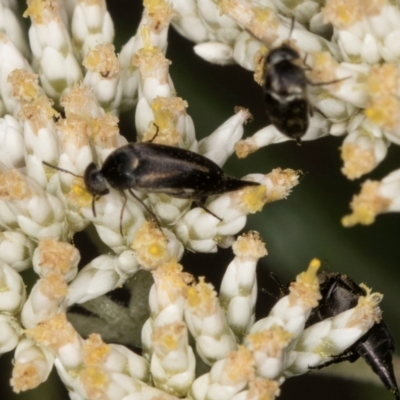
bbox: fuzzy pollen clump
[342,180,391,226]
[288,258,321,308]
[246,325,293,358]
[8,70,41,103]
[365,64,400,131]
[131,221,171,270]
[232,231,267,260]
[186,277,218,317]
[147,96,188,146]
[341,141,375,180]
[0,170,34,200]
[225,347,255,383]
[83,43,119,79]
[25,313,79,350]
[34,238,80,279]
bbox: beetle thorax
[267,45,299,66]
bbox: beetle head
[267,44,300,65]
[84,162,110,197]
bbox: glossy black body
[85,142,259,199]
[307,272,399,400]
[263,44,309,143]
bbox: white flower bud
[0,230,36,272]
[11,338,55,393]
[0,169,68,240]
[0,35,31,115]
[170,0,209,43]
[247,259,321,378]
[25,0,82,100]
[342,167,400,227]
[21,272,69,328]
[71,0,114,58]
[185,278,237,365]
[194,42,234,65]
[151,322,196,397]
[0,314,21,354]
[191,347,255,400]
[198,108,252,166]
[0,115,25,169]
[0,261,26,314]
[0,1,30,58]
[220,232,267,342]
[83,43,122,113]
[66,255,128,305]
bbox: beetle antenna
[127,188,161,229]
[288,16,295,42]
[42,161,83,178]
[194,200,222,221]
[91,197,97,218]
[119,191,128,236]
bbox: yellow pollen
[288,259,321,307]
[248,378,281,400]
[38,238,79,275]
[65,181,93,209]
[26,313,77,350]
[232,231,267,259]
[80,366,108,399]
[247,326,293,357]
[365,97,400,130]
[140,26,154,51]
[147,96,188,145]
[40,273,68,299]
[24,0,60,24]
[187,277,217,316]
[303,259,321,283]
[163,334,177,349]
[83,43,119,78]
[235,140,259,158]
[342,180,391,227]
[8,69,40,102]
[225,347,255,383]
[238,185,267,213]
[91,113,120,147]
[341,142,375,180]
[83,334,110,366]
[20,96,59,132]
[131,221,170,270]
[11,362,42,393]
[0,170,33,200]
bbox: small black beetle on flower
[263,42,310,145]
[44,142,260,233]
[259,18,347,144]
[307,272,399,400]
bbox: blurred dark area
[3,1,400,400]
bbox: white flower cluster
[0,0,390,399]
[170,0,400,227]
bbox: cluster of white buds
[0,0,393,399]
[170,0,400,226]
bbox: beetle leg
[147,123,160,143]
[307,76,350,86]
[119,191,128,236]
[127,188,161,229]
[194,200,222,221]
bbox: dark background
[3,1,400,399]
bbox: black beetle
[263,42,310,145]
[44,142,260,233]
[259,18,347,144]
[307,272,399,400]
